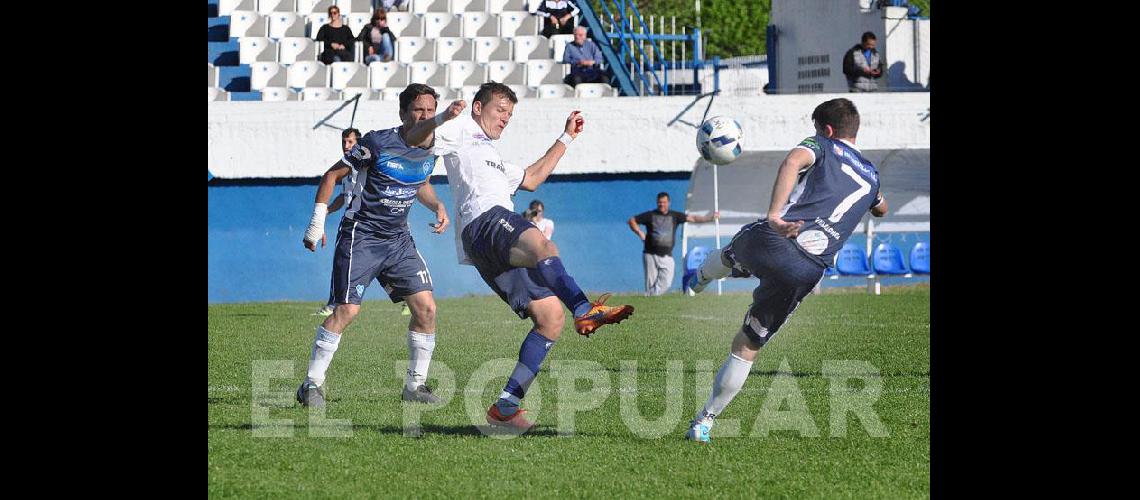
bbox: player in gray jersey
[684,98,889,442]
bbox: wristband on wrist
[557,132,573,146]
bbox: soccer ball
[695,116,743,165]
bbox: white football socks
[696,353,753,425]
[699,248,732,283]
[306,325,341,387]
[406,331,436,391]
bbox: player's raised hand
[767,216,803,238]
[443,100,466,121]
[564,111,584,138]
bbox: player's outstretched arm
[416,182,449,234]
[304,162,351,251]
[870,193,888,217]
[519,111,584,191]
[405,99,466,147]
[686,211,719,223]
[766,148,815,238]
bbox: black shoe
[401,385,441,403]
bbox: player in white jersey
[403,82,634,432]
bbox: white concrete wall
[771,1,930,93]
[207,92,930,178]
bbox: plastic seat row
[237,35,573,66]
[227,10,541,41]
[830,242,930,277]
[218,0,527,17]
[237,59,568,90]
[246,81,611,101]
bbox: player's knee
[411,299,436,324]
[533,305,565,339]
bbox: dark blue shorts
[724,220,826,345]
[462,206,554,319]
[331,220,433,305]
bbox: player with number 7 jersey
[684,98,889,443]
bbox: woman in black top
[315,5,354,64]
[358,9,397,65]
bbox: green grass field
[208,286,929,498]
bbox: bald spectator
[563,26,606,87]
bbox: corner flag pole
[713,162,722,296]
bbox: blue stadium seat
[872,243,909,275]
[218,65,252,91]
[208,0,219,18]
[909,242,930,274]
[208,16,230,41]
[823,266,838,277]
[682,246,710,293]
[835,243,872,276]
[209,40,241,66]
[229,91,264,101]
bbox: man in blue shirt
[562,26,607,87]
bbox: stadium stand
[208,0,614,101]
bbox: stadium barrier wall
[208,93,929,179]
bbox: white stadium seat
[537,83,572,98]
[386,12,423,37]
[250,62,288,90]
[458,85,481,101]
[278,37,318,63]
[208,63,219,87]
[209,87,229,101]
[487,0,526,15]
[301,87,335,100]
[261,87,300,101]
[435,37,472,63]
[446,60,484,89]
[339,0,374,14]
[409,62,447,87]
[472,36,509,63]
[498,11,538,38]
[486,60,525,85]
[460,12,497,39]
[450,0,486,15]
[507,84,533,98]
[295,0,334,15]
[396,37,433,64]
[239,37,277,64]
[511,35,543,62]
[219,0,256,16]
[549,33,574,62]
[368,61,410,89]
[345,13,370,37]
[257,0,294,15]
[423,12,461,39]
[268,12,306,39]
[378,87,402,101]
[228,11,267,37]
[432,86,453,99]
[287,61,329,87]
[340,87,376,100]
[413,0,451,15]
[575,83,612,98]
[525,59,564,87]
[306,13,330,39]
[330,62,369,89]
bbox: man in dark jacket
[842,32,885,92]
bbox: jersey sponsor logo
[485,159,506,174]
[796,230,829,255]
[380,185,419,198]
[813,217,841,240]
[355,284,365,297]
[498,218,515,232]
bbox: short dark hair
[342,128,361,140]
[399,84,439,114]
[473,81,518,108]
[528,199,544,210]
[657,192,670,200]
[811,98,860,138]
[861,31,876,43]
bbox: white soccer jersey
[435,114,525,265]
